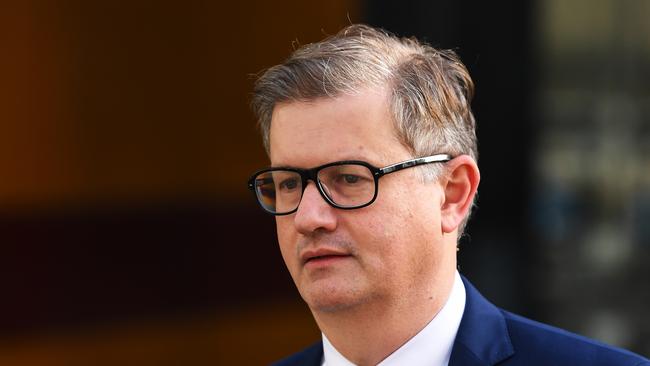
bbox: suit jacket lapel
[273,341,323,366]
[449,276,515,366]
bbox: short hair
[251,24,478,232]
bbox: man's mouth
[301,248,352,267]
[306,254,349,262]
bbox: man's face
[269,88,452,313]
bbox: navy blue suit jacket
[272,276,649,365]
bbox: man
[247,24,649,366]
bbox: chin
[307,297,358,313]
[301,284,367,313]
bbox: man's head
[253,24,477,181]
[250,24,479,316]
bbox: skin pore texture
[269,87,480,366]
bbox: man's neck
[312,267,457,366]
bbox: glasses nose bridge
[300,166,324,189]
[298,167,332,205]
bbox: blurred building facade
[531,0,650,352]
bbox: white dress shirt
[322,271,466,366]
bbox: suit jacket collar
[272,341,323,366]
[449,275,514,366]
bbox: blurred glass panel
[533,0,650,354]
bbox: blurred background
[1,0,648,364]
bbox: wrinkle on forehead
[269,89,408,168]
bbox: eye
[279,178,299,191]
[341,174,360,184]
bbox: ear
[440,155,480,234]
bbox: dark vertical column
[363,0,535,313]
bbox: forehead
[269,89,410,168]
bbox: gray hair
[251,24,478,232]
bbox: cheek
[349,206,412,275]
[358,187,442,275]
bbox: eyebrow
[269,164,299,169]
[271,158,377,170]
[270,152,387,169]
[271,158,373,169]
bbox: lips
[301,248,351,265]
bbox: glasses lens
[318,164,375,207]
[253,170,302,214]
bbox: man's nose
[294,181,338,235]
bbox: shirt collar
[322,270,466,366]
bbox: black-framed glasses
[247,154,452,215]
